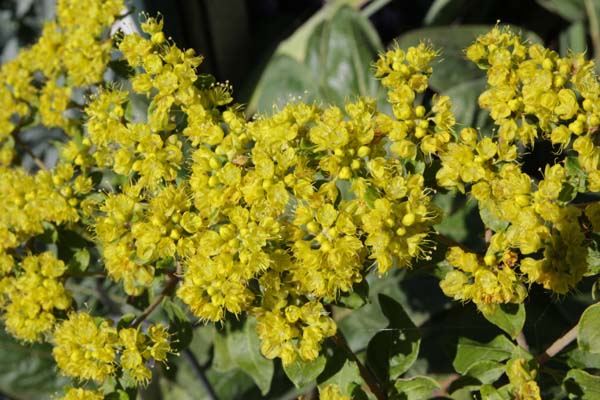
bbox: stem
[131,262,182,328]
[536,324,578,364]
[182,349,218,400]
[585,0,600,66]
[331,331,387,400]
[516,331,529,352]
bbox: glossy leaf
[366,294,421,383]
[453,335,515,374]
[578,302,600,354]
[563,369,600,399]
[283,355,327,389]
[482,303,526,339]
[394,376,441,400]
[463,360,505,384]
[0,327,69,399]
[536,0,586,21]
[227,317,274,395]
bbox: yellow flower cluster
[60,387,104,400]
[0,252,71,342]
[2,0,599,391]
[52,311,171,384]
[437,26,600,308]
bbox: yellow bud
[515,194,530,207]
[357,146,371,157]
[307,221,320,234]
[68,198,79,207]
[351,159,361,170]
[590,114,600,127]
[151,31,166,44]
[414,127,427,138]
[209,157,220,170]
[208,175,219,187]
[338,166,352,180]
[553,75,566,88]
[320,240,332,253]
[284,174,295,186]
[583,99,594,112]
[415,105,426,118]
[52,175,62,186]
[347,148,355,156]
[542,58,554,71]
[385,217,395,228]
[262,179,273,189]
[327,227,337,238]
[82,138,91,147]
[228,238,240,249]
[418,119,429,129]
[395,227,406,236]
[169,228,181,240]
[402,213,416,226]
[484,254,496,266]
[334,148,344,157]
[219,225,235,240]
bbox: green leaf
[453,335,515,374]
[481,303,526,339]
[68,248,90,272]
[304,6,383,108]
[463,360,505,384]
[563,369,600,399]
[163,299,193,352]
[212,329,235,372]
[444,78,487,127]
[318,356,362,396]
[423,0,469,25]
[0,326,69,399]
[480,384,512,400]
[366,294,421,382]
[227,317,274,395]
[560,21,587,56]
[479,202,509,232]
[567,347,600,369]
[253,55,320,114]
[394,376,441,400]
[250,5,384,114]
[536,0,586,21]
[283,354,327,389]
[586,244,600,276]
[578,302,600,353]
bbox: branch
[131,262,182,328]
[536,324,578,364]
[331,331,387,400]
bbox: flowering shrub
[1,1,600,399]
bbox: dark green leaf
[366,294,421,382]
[283,354,327,389]
[304,6,383,108]
[482,303,526,339]
[444,78,487,127]
[0,326,69,399]
[318,356,362,396]
[227,317,274,395]
[163,299,193,352]
[563,369,600,399]
[254,55,319,114]
[578,302,600,353]
[394,376,441,400]
[453,335,515,374]
[536,0,586,21]
[423,0,470,25]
